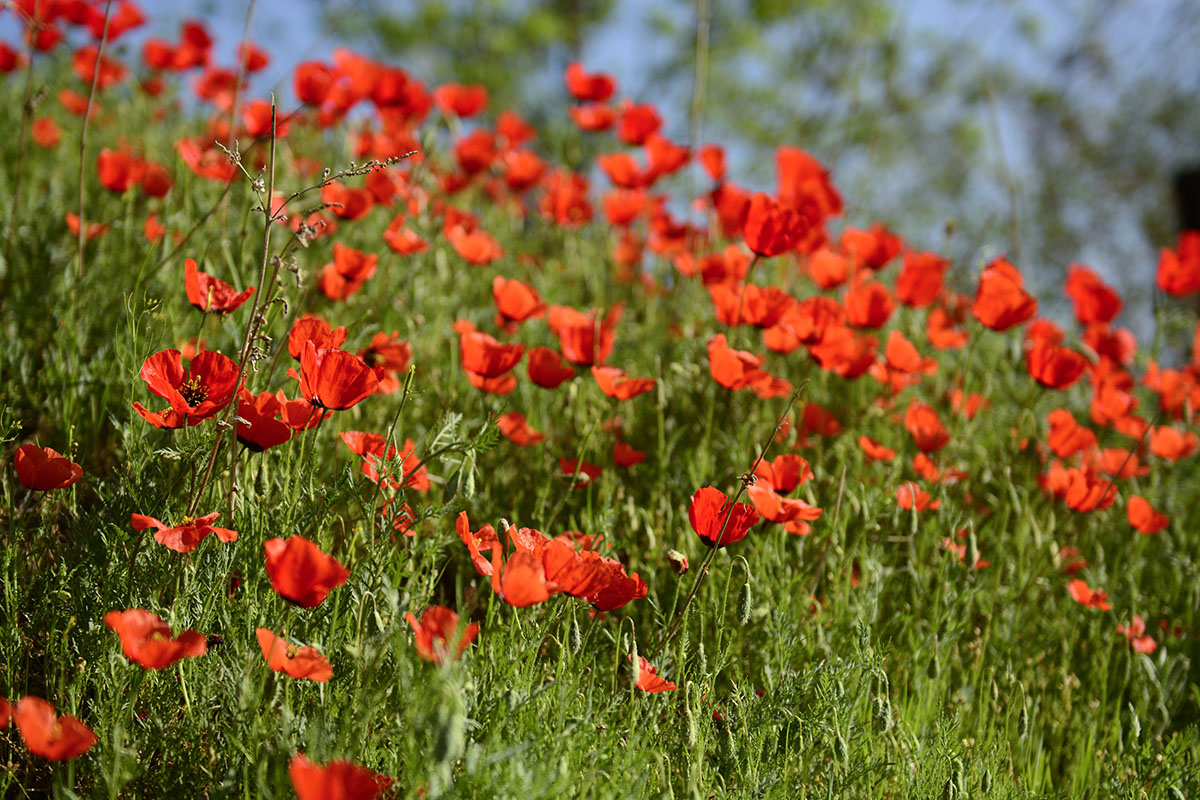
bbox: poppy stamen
[179,376,209,407]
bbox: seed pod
[965,532,979,569]
[569,616,583,655]
[833,733,848,763]
[1018,703,1030,738]
[980,769,993,795]
[872,697,892,732]
[942,778,957,800]
[737,581,752,625]
[1128,702,1141,744]
[951,757,965,792]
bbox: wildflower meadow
[1,1,1199,798]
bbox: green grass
[0,41,1198,800]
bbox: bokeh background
[7,0,1199,338]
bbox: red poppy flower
[184,257,255,313]
[235,390,292,452]
[1156,231,1200,297]
[459,331,524,378]
[903,401,950,453]
[32,116,61,148]
[568,102,616,132]
[742,193,808,257]
[971,258,1037,331]
[383,219,428,255]
[320,181,374,221]
[288,316,349,359]
[706,334,767,390]
[289,754,392,800]
[13,697,97,762]
[928,308,968,349]
[277,392,330,431]
[560,457,603,489]
[844,279,895,329]
[895,482,939,512]
[616,103,662,145]
[65,211,108,240]
[0,696,9,728]
[256,628,333,682]
[134,348,239,425]
[1067,579,1111,611]
[1047,409,1097,459]
[632,655,677,693]
[405,605,479,665]
[358,331,412,395]
[497,411,545,446]
[294,61,334,105]
[548,304,622,366]
[1063,465,1117,512]
[708,283,793,328]
[698,143,726,182]
[456,511,498,576]
[614,440,646,468]
[1065,264,1122,324]
[104,609,207,669]
[592,365,656,400]
[503,149,546,192]
[297,342,379,410]
[526,346,575,388]
[1149,425,1198,462]
[433,82,488,117]
[858,436,896,463]
[747,480,823,527]
[131,511,238,553]
[896,251,950,307]
[1027,341,1090,390]
[1127,495,1168,534]
[317,242,378,300]
[565,62,616,102]
[264,536,350,608]
[96,148,143,193]
[1116,616,1157,654]
[13,444,83,491]
[492,276,545,326]
[689,486,760,548]
[492,549,553,607]
[340,431,430,491]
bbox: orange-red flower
[689,486,760,548]
[632,655,677,693]
[592,365,656,400]
[448,224,503,265]
[742,193,808,257]
[256,628,333,682]
[357,331,412,395]
[497,411,545,446]
[1116,615,1157,654]
[288,316,348,359]
[1156,231,1200,296]
[1126,495,1168,534]
[289,753,392,800]
[297,342,379,410]
[455,511,498,576]
[104,609,207,669]
[131,511,238,553]
[459,331,524,378]
[707,333,767,390]
[340,431,430,491]
[492,276,545,326]
[1149,425,1198,462]
[132,348,239,426]
[13,444,83,491]
[526,346,575,389]
[614,440,646,467]
[264,536,350,608]
[858,436,896,463]
[1065,264,1122,324]
[405,605,479,664]
[903,401,950,453]
[1067,579,1111,611]
[971,258,1037,331]
[895,482,939,512]
[1027,341,1090,390]
[549,304,621,366]
[565,62,616,102]
[13,697,98,761]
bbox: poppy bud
[872,697,891,732]
[1170,786,1187,800]
[695,642,707,680]
[1128,702,1141,744]
[736,581,752,625]
[833,733,848,763]
[941,779,957,800]
[966,532,979,570]
[569,616,583,655]
[951,758,965,792]
[980,769,993,795]
[666,548,689,574]
[1018,704,1030,738]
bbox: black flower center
[179,376,209,407]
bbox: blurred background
[8,0,1200,338]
